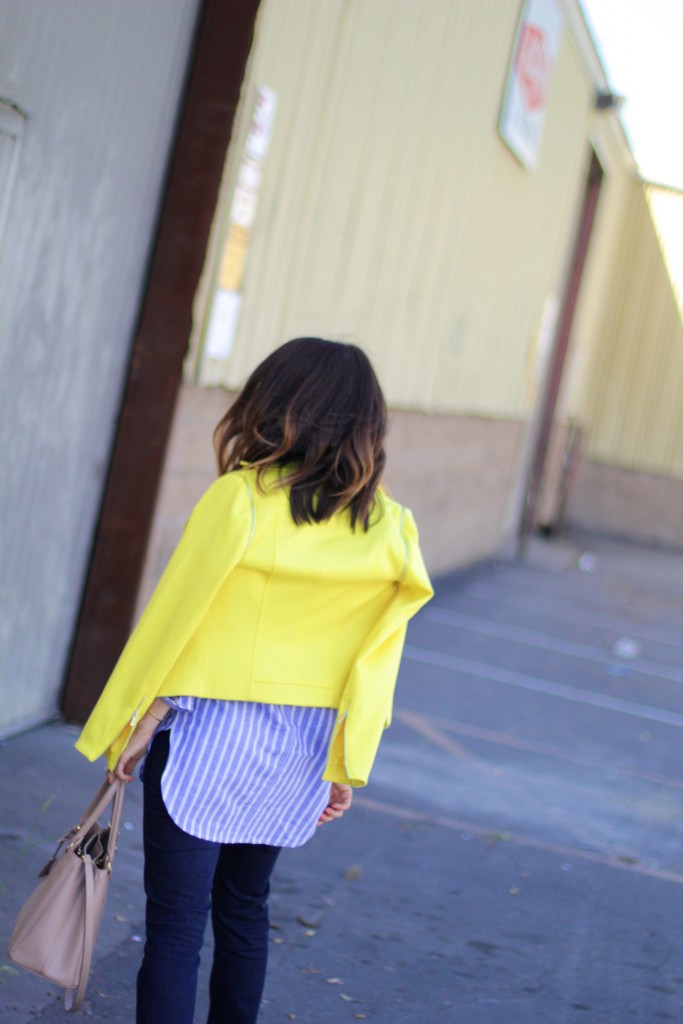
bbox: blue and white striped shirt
[144,697,337,847]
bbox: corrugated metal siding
[581,182,683,478]
[196,0,601,420]
[0,0,200,735]
[555,124,634,422]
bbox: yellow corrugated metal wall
[556,130,634,422]
[193,1,683,482]
[194,0,602,420]
[579,182,683,478]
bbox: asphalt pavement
[2,531,683,1023]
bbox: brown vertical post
[520,151,604,543]
[62,0,261,722]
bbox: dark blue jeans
[137,731,281,1024]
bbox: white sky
[580,0,683,189]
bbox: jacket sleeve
[75,473,253,769]
[323,508,433,787]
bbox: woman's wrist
[139,699,169,729]
[135,716,157,737]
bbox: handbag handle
[71,780,125,856]
[65,780,125,1013]
[74,778,125,840]
[41,778,126,879]
[102,779,125,872]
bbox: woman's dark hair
[214,338,387,529]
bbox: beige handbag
[7,778,125,1012]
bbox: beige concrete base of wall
[136,386,229,615]
[568,459,683,550]
[384,411,524,574]
[136,385,525,611]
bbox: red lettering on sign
[515,23,551,112]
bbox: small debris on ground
[296,914,320,928]
[612,636,641,659]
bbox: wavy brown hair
[213,338,387,529]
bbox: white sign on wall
[244,85,277,163]
[203,86,277,365]
[204,289,243,361]
[499,0,564,170]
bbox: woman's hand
[107,701,169,784]
[108,720,155,783]
[318,783,353,826]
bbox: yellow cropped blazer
[76,467,433,785]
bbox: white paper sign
[204,289,243,361]
[499,0,564,170]
[230,185,259,230]
[245,85,277,163]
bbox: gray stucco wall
[0,0,200,736]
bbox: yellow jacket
[75,467,433,785]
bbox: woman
[76,337,433,1024]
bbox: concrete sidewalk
[2,531,683,1023]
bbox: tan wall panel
[136,388,227,615]
[579,184,683,478]
[557,137,634,421]
[568,459,683,549]
[384,412,525,573]
[194,0,611,423]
